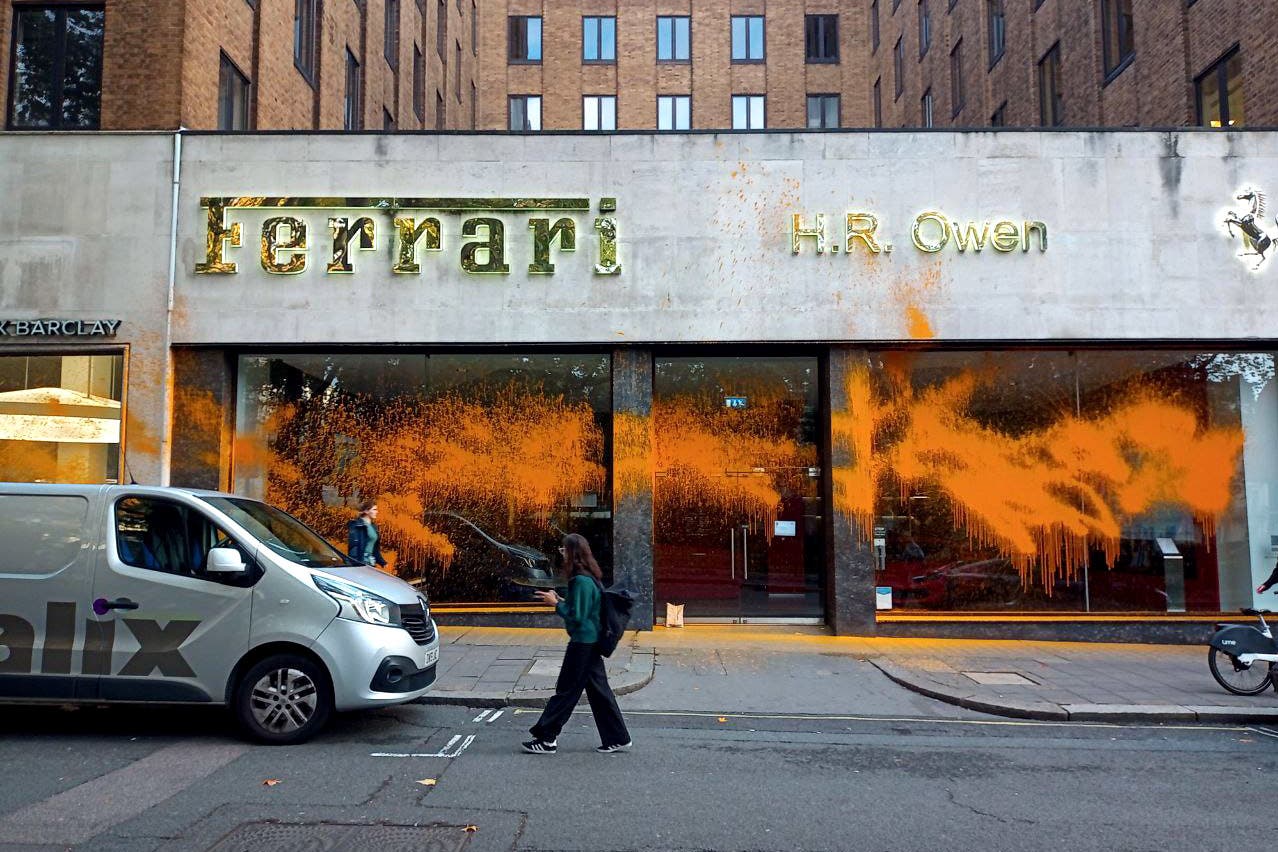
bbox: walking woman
[522,533,631,754]
[346,500,387,568]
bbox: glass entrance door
[653,356,824,620]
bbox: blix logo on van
[0,602,199,677]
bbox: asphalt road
[1,699,1275,852]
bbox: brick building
[1,0,479,131]
[868,0,1275,129]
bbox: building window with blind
[918,1,931,58]
[950,39,964,117]
[7,4,105,130]
[805,15,838,63]
[1196,46,1243,128]
[509,95,541,131]
[921,88,934,127]
[1100,0,1134,80]
[509,16,541,63]
[217,53,252,131]
[807,94,839,129]
[1038,42,1063,126]
[583,95,616,131]
[583,16,616,63]
[657,16,690,62]
[657,95,690,130]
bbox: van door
[0,491,98,700]
[90,494,256,703]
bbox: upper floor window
[437,0,447,58]
[987,0,1005,68]
[383,107,396,131]
[921,87,934,127]
[472,0,478,54]
[657,95,690,130]
[894,37,905,98]
[807,94,839,129]
[658,16,690,61]
[295,0,318,83]
[384,0,400,68]
[731,16,764,62]
[1196,46,1243,128]
[990,100,1007,126]
[583,16,616,63]
[805,15,838,63]
[413,45,425,121]
[218,53,252,131]
[455,41,462,100]
[873,77,883,127]
[344,48,362,130]
[509,15,542,63]
[918,1,931,58]
[1038,42,1063,126]
[7,5,104,129]
[583,95,616,131]
[509,94,541,131]
[731,94,764,130]
[950,39,964,117]
[1100,0,1134,79]
[870,0,880,52]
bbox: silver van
[0,484,439,744]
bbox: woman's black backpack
[593,579,634,658]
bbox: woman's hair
[358,499,377,514]
[561,533,603,582]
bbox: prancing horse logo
[1223,187,1277,270]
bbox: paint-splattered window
[233,353,612,604]
[0,353,123,484]
[856,350,1273,614]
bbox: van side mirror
[206,546,247,574]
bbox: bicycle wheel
[1208,647,1273,696]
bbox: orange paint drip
[905,306,935,339]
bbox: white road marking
[512,707,1247,733]
[1245,726,1278,740]
[371,734,476,759]
[473,709,493,723]
[487,710,504,723]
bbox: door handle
[93,597,139,615]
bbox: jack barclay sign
[195,196,622,276]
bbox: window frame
[873,77,883,127]
[730,15,765,63]
[1100,0,1135,83]
[384,0,400,68]
[344,47,362,130]
[986,0,1005,69]
[805,14,839,64]
[894,36,905,99]
[806,93,840,129]
[918,0,931,59]
[921,87,934,127]
[990,100,1007,126]
[6,4,107,131]
[508,15,542,64]
[1194,44,1243,128]
[657,94,691,131]
[582,15,617,64]
[583,94,617,131]
[1038,41,1063,127]
[217,51,252,131]
[950,38,964,118]
[509,94,542,131]
[870,0,880,53]
[656,15,691,62]
[113,495,259,588]
[294,0,318,85]
[731,93,765,130]
[413,43,424,121]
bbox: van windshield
[198,496,351,568]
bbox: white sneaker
[595,741,632,753]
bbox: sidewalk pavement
[424,625,1278,724]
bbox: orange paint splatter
[905,306,935,339]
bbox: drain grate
[962,671,1037,686]
[205,821,471,852]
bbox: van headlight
[313,575,400,626]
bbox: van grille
[400,603,435,646]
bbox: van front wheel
[234,654,333,745]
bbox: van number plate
[424,648,439,666]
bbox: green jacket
[555,574,601,644]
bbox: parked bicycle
[1208,608,1278,695]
